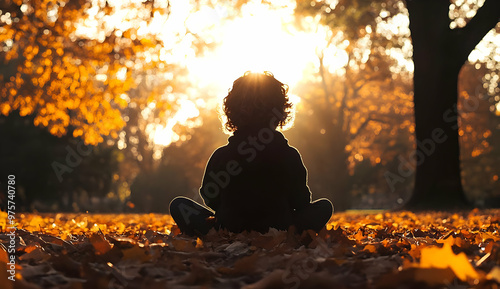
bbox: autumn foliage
[1,210,499,288]
[0,0,170,145]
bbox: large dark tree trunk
[404,0,500,209]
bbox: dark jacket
[200,128,311,232]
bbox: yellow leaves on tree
[0,0,170,145]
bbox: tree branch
[453,0,500,64]
[349,117,372,141]
[349,113,409,142]
[318,53,330,105]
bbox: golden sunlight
[92,0,340,146]
[148,0,344,145]
[78,0,499,148]
[149,99,200,148]
[184,1,337,97]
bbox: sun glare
[78,0,499,148]
[93,0,499,148]
[78,0,357,146]
[145,1,342,145]
[184,2,333,97]
[150,99,200,147]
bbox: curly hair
[222,71,293,132]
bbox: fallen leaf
[419,243,479,281]
[224,241,250,256]
[242,269,285,289]
[377,267,456,287]
[89,233,112,255]
[363,244,377,253]
[171,238,197,252]
[176,258,219,286]
[8,210,500,289]
[121,244,151,263]
[250,229,287,250]
[218,252,260,275]
[487,266,500,283]
[195,237,203,249]
[0,245,8,263]
[0,262,14,289]
[18,247,50,262]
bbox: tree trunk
[327,126,351,211]
[404,0,500,209]
[316,56,352,211]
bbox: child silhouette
[170,71,333,235]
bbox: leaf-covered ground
[1,209,500,289]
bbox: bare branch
[453,0,500,64]
[348,113,408,142]
[318,53,330,104]
[349,117,372,141]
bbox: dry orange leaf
[378,267,455,287]
[419,243,479,281]
[0,246,8,264]
[363,244,377,253]
[487,266,500,283]
[195,237,203,249]
[353,230,364,242]
[0,263,14,289]
[218,253,260,275]
[437,235,464,247]
[18,247,50,262]
[480,232,500,242]
[89,233,112,255]
[7,210,500,288]
[121,245,151,263]
[171,238,197,252]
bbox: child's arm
[199,173,220,211]
[288,148,312,210]
[199,151,222,211]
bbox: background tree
[403,0,500,209]
[457,60,500,206]
[295,0,500,209]
[2,0,144,143]
[2,0,498,212]
[0,0,197,144]
[0,0,207,210]
[288,59,414,210]
[292,0,414,210]
[0,111,122,211]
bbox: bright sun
[95,0,352,147]
[184,1,338,96]
[152,1,342,147]
[81,0,500,148]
